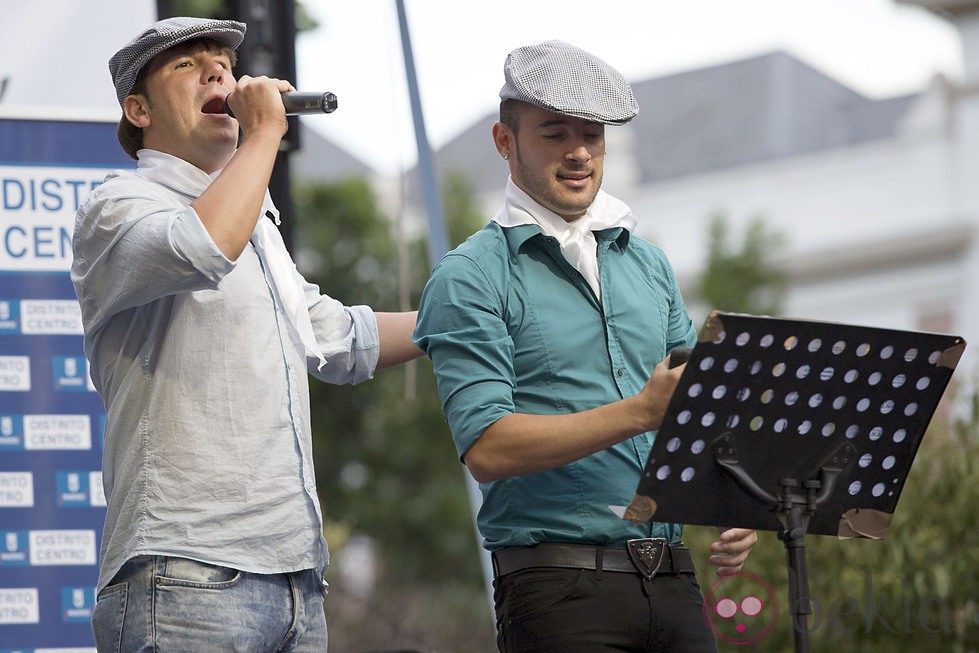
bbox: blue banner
[0,117,132,651]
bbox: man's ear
[492,121,513,160]
[123,95,151,129]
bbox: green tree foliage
[294,178,399,305]
[293,178,476,581]
[441,171,487,249]
[292,176,496,651]
[401,171,487,297]
[698,212,787,315]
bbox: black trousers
[494,567,718,652]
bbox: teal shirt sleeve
[414,246,515,460]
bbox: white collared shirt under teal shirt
[414,179,697,551]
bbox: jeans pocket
[151,559,246,646]
[156,558,242,589]
[92,581,128,653]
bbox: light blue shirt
[72,152,380,592]
[414,197,696,551]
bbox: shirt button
[616,368,625,377]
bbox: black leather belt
[492,539,696,581]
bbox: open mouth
[201,96,227,115]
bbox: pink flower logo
[703,571,778,645]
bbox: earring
[502,151,509,160]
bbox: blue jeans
[91,556,329,652]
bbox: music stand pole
[713,434,855,653]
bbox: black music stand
[624,311,966,653]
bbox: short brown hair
[116,38,238,160]
[499,99,523,134]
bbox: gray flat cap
[499,40,638,125]
[109,16,246,107]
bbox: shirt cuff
[444,381,514,460]
[174,207,236,284]
[346,304,380,384]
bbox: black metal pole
[155,0,174,19]
[226,0,299,253]
[777,488,812,653]
[787,538,812,653]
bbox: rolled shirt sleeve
[71,172,236,337]
[306,296,380,385]
[415,250,516,460]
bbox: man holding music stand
[414,40,757,651]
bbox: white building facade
[412,2,979,390]
[627,1,979,383]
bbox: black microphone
[224,91,338,117]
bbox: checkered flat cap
[499,40,638,125]
[109,16,246,106]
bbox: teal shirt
[414,221,697,550]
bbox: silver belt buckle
[626,537,667,580]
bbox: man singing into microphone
[72,17,421,650]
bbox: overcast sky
[295,0,963,173]
[0,0,963,174]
